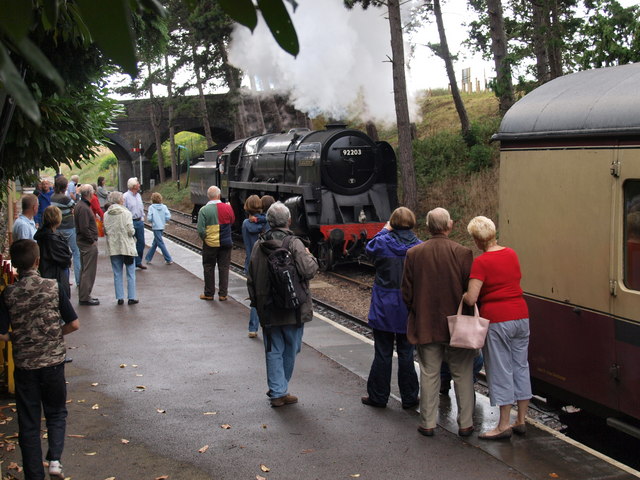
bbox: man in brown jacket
[402,207,476,437]
[74,184,100,306]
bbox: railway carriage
[496,63,640,434]
[191,124,397,270]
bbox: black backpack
[266,235,307,317]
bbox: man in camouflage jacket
[0,239,80,479]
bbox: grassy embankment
[58,90,501,247]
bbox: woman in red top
[463,216,531,440]
[89,183,104,221]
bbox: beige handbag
[447,299,490,349]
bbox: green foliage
[413,120,499,183]
[100,153,117,170]
[467,144,494,172]
[413,131,468,181]
[574,0,640,69]
[1,82,122,185]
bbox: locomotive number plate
[298,159,315,167]
[341,148,363,157]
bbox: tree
[429,0,470,138]
[0,0,300,195]
[387,0,418,212]
[485,0,514,114]
[574,0,640,69]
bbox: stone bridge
[106,93,312,190]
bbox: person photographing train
[247,202,318,407]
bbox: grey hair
[108,191,124,205]
[266,202,291,228]
[127,177,140,190]
[426,207,452,235]
[207,185,221,199]
[79,183,94,198]
[467,216,497,249]
[70,175,79,182]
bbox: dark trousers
[133,219,145,266]
[202,244,232,297]
[367,329,419,406]
[15,363,67,480]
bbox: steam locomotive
[190,124,398,270]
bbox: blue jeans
[58,227,81,285]
[110,255,137,300]
[264,324,304,399]
[367,328,419,406]
[15,362,67,480]
[249,307,260,333]
[145,230,172,263]
[132,219,145,266]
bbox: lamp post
[177,144,187,190]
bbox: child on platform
[145,192,173,265]
[0,239,80,479]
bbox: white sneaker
[49,460,64,478]
[165,261,174,265]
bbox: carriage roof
[495,63,640,141]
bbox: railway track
[159,228,369,329]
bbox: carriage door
[610,146,640,420]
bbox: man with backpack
[247,202,319,407]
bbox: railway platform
[0,233,637,480]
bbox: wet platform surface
[0,234,638,479]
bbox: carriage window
[624,180,640,290]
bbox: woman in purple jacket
[361,207,422,409]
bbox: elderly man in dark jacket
[74,184,99,306]
[247,202,318,407]
[402,207,475,437]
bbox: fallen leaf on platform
[136,374,144,377]
[350,475,361,478]
[6,433,19,439]
[77,399,86,403]
[104,477,116,480]
[119,364,127,368]
[132,364,138,367]
[156,409,166,414]
[121,438,130,444]
[6,443,16,451]
[92,404,100,410]
[136,385,146,389]
[549,474,559,478]
[198,445,209,453]
[256,476,266,480]
[262,424,267,429]
[203,412,217,415]
[66,400,73,404]
[260,464,270,472]
[84,451,97,456]
[301,449,315,454]
[91,382,99,386]
[8,461,22,472]
[155,476,169,480]
[220,424,231,429]
[42,432,48,439]
[67,434,86,438]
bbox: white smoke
[228,0,417,124]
